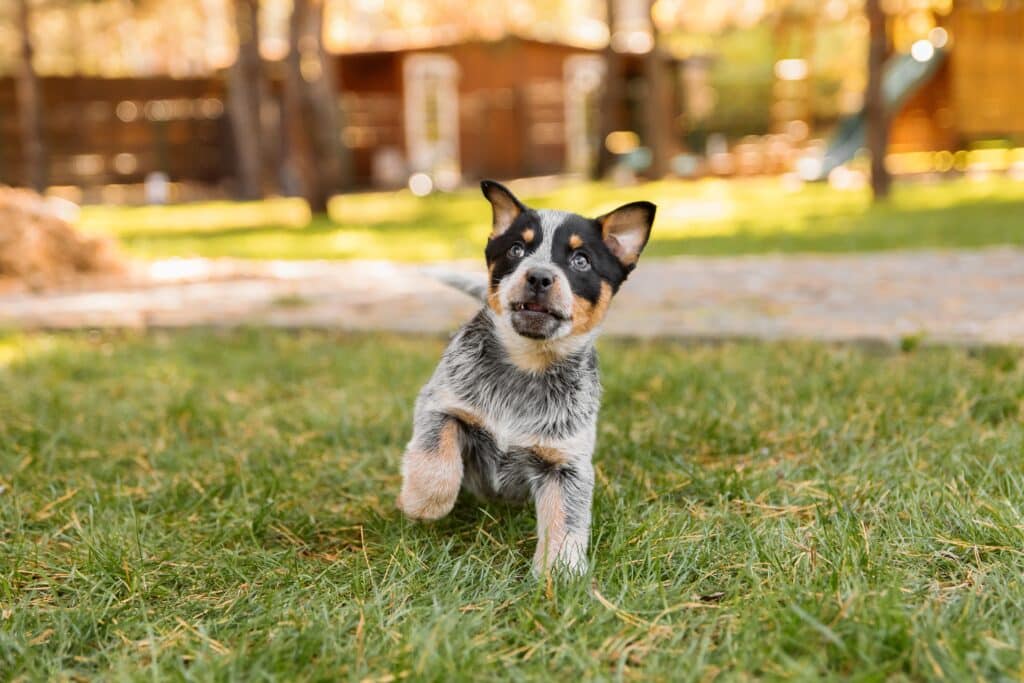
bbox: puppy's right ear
[481,180,525,239]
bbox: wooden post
[643,49,671,178]
[305,0,348,203]
[643,0,674,178]
[283,0,315,202]
[283,0,347,212]
[866,0,891,200]
[15,0,47,192]
[226,0,264,200]
[595,0,624,179]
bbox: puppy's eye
[508,244,525,259]
[569,251,591,271]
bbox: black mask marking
[551,217,630,304]
[485,209,541,290]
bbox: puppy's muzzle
[510,267,567,339]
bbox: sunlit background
[2,0,1023,208]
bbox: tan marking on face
[571,281,612,335]
[532,446,569,465]
[487,263,502,314]
[397,420,463,520]
[487,290,503,314]
[534,480,568,571]
[569,233,583,250]
[522,228,535,243]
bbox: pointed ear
[481,180,525,238]
[597,201,656,269]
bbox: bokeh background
[3,0,1022,208]
[1,0,1023,311]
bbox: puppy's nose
[525,268,554,294]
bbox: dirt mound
[0,187,122,290]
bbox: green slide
[805,46,947,181]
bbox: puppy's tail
[421,267,488,302]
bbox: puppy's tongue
[524,302,548,313]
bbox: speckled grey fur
[399,184,655,576]
[407,308,598,574]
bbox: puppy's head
[481,179,655,347]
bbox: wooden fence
[0,76,230,188]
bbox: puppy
[398,180,655,576]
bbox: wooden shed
[335,36,609,188]
[890,3,1024,152]
[0,34,677,193]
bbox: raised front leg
[398,413,464,520]
[530,455,594,576]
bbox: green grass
[2,330,1023,680]
[78,177,1024,262]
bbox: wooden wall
[949,5,1024,138]
[450,40,588,180]
[2,40,599,192]
[338,39,597,184]
[0,76,228,188]
[886,5,1023,152]
[337,52,404,187]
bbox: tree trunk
[643,51,672,178]
[227,0,263,200]
[282,0,317,203]
[285,0,348,213]
[15,0,47,192]
[306,0,348,206]
[865,0,891,201]
[595,0,624,179]
[643,0,674,178]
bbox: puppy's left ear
[597,201,656,270]
[481,180,526,239]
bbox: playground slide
[807,47,947,181]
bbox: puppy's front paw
[396,485,456,520]
[397,450,461,521]
[532,540,588,578]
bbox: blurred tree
[595,0,624,178]
[227,0,264,200]
[644,0,672,178]
[282,2,316,205]
[284,0,347,213]
[0,0,227,77]
[15,0,47,192]
[865,0,891,200]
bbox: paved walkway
[2,248,1023,345]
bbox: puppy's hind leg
[398,413,464,521]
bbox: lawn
[77,176,1024,262]
[2,330,1022,679]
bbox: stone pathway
[2,248,1023,345]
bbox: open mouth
[510,302,567,320]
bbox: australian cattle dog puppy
[397,180,656,576]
